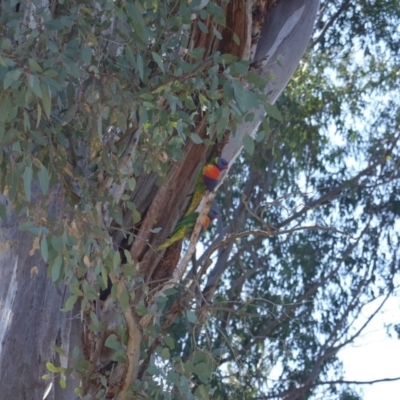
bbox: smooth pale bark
[222,0,320,163]
[0,193,81,399]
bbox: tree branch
[309,0,351,49]
[108,272,142,400]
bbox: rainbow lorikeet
[157,208,219,251]
[184,157,228,217]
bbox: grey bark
[0,194,81,399]
[222,0,320,163]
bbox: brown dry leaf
[83,255,91,268]
[29,236,40,256]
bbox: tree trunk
[0,192,81,399]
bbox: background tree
[1,1,399,400]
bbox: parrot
[184,157,229,217]
[157,208,219,251]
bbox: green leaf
[194,362,210,378]
[255,129,266,142]
[164,336,175,349]
[23,165,33,202]
[41,237,48,262]
[213,26,222,40]
[61,294,78,312]
[128,177,136,191]
[27,74,43,98]
[213,347,228,356]
[151,52,165,73]
[102,245,110,260]
[186,310,197,323]
[51,236,63,252]
[196,385,210,400]
[46,362,58,373]
[28,58,43,73]
[38,163,49,194]
[81,45,92,64]
[112,250,121,268]
[101,266,108,288]
[0,55,7,67]
[4,69,22,90]
[190,133,203,144]
[69,283,83,296]
[71,346,80,360]
[123,249,133,265]
[180,375,190,395]
[41,83,52,118]
[119,287,130,311]
[183,360,194,374]
[148,364,160,375]
[123,263,136,278]
[233,33,240,45]
[52,345,66,356]
[36,103,42,127]
[111,283,118,300]
[217,54,237,64]
[43,69,58,78]
[23,110,31,131]
[82,280,98,300]
[161,347,170,360]
[59,378,66,389]
[137,53,144,81]
[197,20,208,33]
[232,60,250,76]
[44,19,63,30]
[242,134,255,155]
[265,103,283,121]
[52,255,62,282]
[105,334,120,350]
[90,311,102,332]
[110,206,123,225]
[133,209,141,224]
[135,304,148,316]
[0,203,6,221]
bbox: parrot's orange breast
[203,164,222,180]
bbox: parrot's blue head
[215,157,229,171]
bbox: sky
[339,295,400,400]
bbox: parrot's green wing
[174,212,199,231]
[157,212,199,250]
[184,166,206,217]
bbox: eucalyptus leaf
[61,294,78,312]
[151,52,165,73]
[22,165,33,202]
[38,163,49,194]
[242,134,255,155]
[265,103,283,121]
